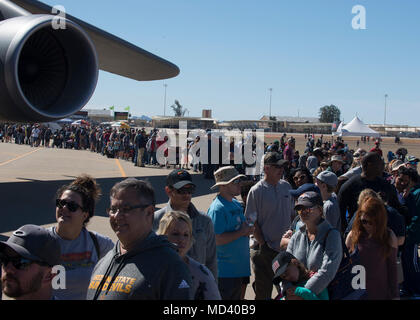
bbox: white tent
[333,116,380,137]
[333,121,343,135]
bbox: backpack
[321,228,366,300]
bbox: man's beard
[2,270,44,298]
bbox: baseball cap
[295,191,323,210]
[316,171,338,187]
[272,251,296,285]
[290,183,321,198]
[0,225,61,267]
[166,169,196,189]
[264,152,288,167]
[330,155,344,163]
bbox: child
[272,251,329,300]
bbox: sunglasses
[297,207,315,215]
[361,219,373,226]
[0,253,48,270]
[56,199,83,212]
[296,207,312,215]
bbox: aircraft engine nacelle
[0,14,98,122]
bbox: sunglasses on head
[0,253,48,270]
[56,199,83,212]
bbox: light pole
[163,83,168,117]
[384,94,388,125]
[268,88,273,118]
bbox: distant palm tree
[171,100,188,117]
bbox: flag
[124,106,130,111]
[110,106,115,111]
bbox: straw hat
[211,166,246,190]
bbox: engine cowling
[0,14,98,122]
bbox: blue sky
[42,0,420,126]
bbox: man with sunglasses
[1,225,61,300]
[86,178,192,300]
[153,169,217,279]
[245,152,294,300]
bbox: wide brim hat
[211,166,246,190]
[390,160,405,172]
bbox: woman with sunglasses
[48,174,114,300]
[345,196,399,300]
[289,168,313,189]
[285,191,342,300]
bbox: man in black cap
[245,152,294,300]
[0,225,61,300]
[153,169,217,279]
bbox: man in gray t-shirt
[244,152,294,300]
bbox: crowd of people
[1,125,420,300]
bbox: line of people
[1,138,420,300]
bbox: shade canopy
[333,117,380,137]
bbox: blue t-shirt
[207,195,250,278]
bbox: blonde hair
[357,188,382,206]
[312,166,324,178]
[156,211,194,244]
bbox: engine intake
[0,14,98,122]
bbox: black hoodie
[86,231,192,300]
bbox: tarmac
[0,142,277,300]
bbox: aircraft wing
[10,0,180,81]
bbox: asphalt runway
[0,143,221,234]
